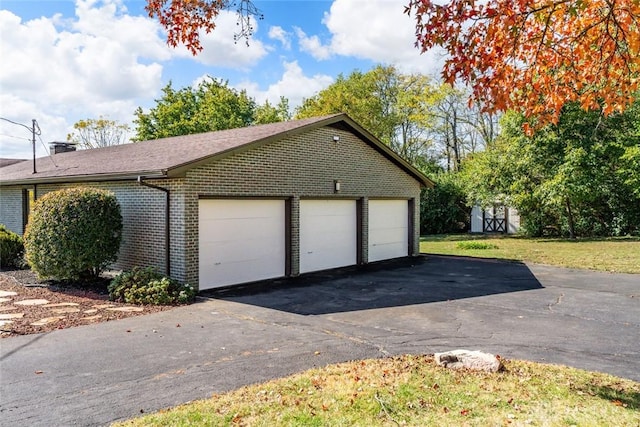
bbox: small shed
[0,114,432,290]
[470,205,520,234]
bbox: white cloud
[268,26,291,50]
[189,10,268,68]
[292,0,446,77]
[236,61,334,110]
[0,1,171,158]
[294,27,331,61]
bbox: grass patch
[456,241,499,250]
[114,355,640,426]
[420,235,640,273]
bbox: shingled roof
[0,113,432,187]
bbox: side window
[22,188,35,232]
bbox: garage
[368,199,409,262]
[299,199,358,274]
[198,199,286,289]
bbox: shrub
[23,187,122,280]
[108,267,196,305]
[0,224,24,269]
[420,173,470,234]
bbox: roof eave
[0,170,167,187]
[166,114,348,178]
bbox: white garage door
[199,199,286,290]
[299,199,357,274]
[368,199,409,262]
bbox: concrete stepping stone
[51,307,81,314]
[0,320,13,327]
[107,306,144,312]
[92,304,116,309]
[30,316,65,326]
[0,291,18,297]
[15,299,49,306]
[43,302,80,308]
[83,309,98,314]
[81,315,102,321]
[0,297,13,303]
[0,306,18,311]
[0,313,24,320]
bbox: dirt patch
[0,269,175,338]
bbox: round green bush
[23,187,122,280]
[0,224,24,269]
[108,267,196,305]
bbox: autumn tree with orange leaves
[147,1,639,129]
[406,0,640,129]
[146,0,262,52]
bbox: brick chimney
[49,142,77,155]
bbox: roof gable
[0,114,432,187]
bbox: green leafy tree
[23,188,123,280]
[462,100,640,238]
[296,65,443,167]
[254,97,291,124]
[134,78,258,141]
[67,117,130,149]
[420,172,469,234]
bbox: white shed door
[299,199,357,274]
[199,199,286,290]
[368,200,409,262]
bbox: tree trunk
[565,198,576,239]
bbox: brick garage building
[0,114,432,290]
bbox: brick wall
[0,181,170,275]
[0,124,423,288]
[184,126,422,286]
[0,187,23,234]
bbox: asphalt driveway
[1,255,638,426]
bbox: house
[470,204,520,234]
[0,114,432,290]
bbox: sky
[0,0,445,159]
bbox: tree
[296,65,443,168]
[254,97,291,124]
[420,172,469,235]
[146,0,262,53]
[430,85,499,172]
[134,78,257,140]
[67,117,130,149]
[461,100,640,238]
[406,1,640,129]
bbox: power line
[0,117,41,173]
[36,133,58,168]
[0,133,31,142]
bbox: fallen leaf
[461,409,470,416]
[35,370,44,374]
[176,324,181,327]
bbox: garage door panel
[300,200,357,274]
[199,199,286,290]
[368,200,408,262]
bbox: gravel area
[0,269,175,338]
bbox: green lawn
[115,355,640,426]
[420,234,640,274]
